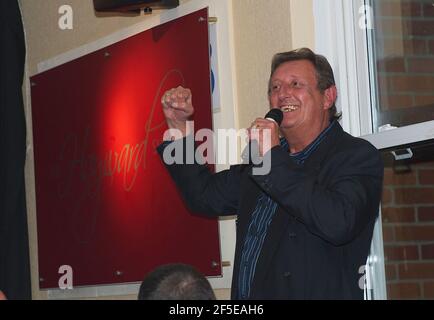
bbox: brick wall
[381,160,434,299]
[373,0,434,112]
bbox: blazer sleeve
[157,138,242,217]
[252,140,384,246]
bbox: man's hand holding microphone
[245,108,283,162]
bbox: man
[157,48,383,299]
[138,263,216,300]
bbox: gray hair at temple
[268,47,342,122]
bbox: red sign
[31,8,221,289]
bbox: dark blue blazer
[158,122,383,299]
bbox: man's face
[268,60,334,133]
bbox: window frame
[313,0,380,300]
[314,0,434,300]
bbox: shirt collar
[280,120,337,161]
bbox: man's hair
[138,263,216,300]
[268,47,341,121]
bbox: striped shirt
[237,121,336,299]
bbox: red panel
[31,8,221,289]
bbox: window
[369,0,434,130]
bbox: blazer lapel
[236,168,263,240]
[302,121,344,169]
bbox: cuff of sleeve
[249,145,301,187]
[156,134,195,159]
[268,145,295,167]
[157,140,173,154]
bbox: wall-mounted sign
[31,8,221,289]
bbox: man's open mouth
[281,105,299,112]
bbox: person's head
[268,48,340,135]
[138,263,216,300]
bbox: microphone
[242,108,283,164]
[264,108,284,125]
